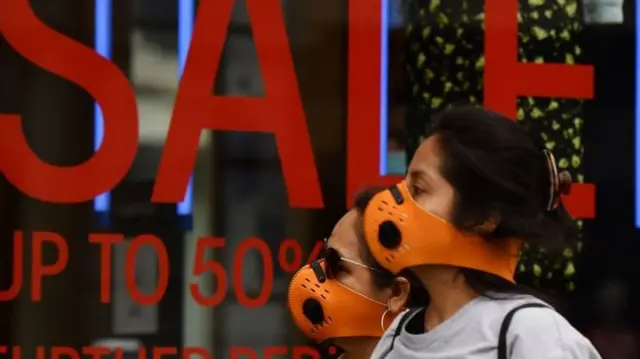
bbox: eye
[410,184,425,196]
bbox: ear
[386,277,411,314]
[472,212,501,234]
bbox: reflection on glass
[94,0,113,213]
[385,0,408,175]
[131,0,199,216]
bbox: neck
[339,338,379,359]
[414,266,479,331]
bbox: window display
[0,0,636,356]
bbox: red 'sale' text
[0,0,594,217]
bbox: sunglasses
[321,247,381,279]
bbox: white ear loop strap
[334,280,387,306]
[322,250,391,331]
[337,257,390,330]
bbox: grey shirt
[370,295,601,359]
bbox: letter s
[0,0,138,203]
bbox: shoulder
[507,305,601,359]
[370,308,421,359]
[386,307,421,334]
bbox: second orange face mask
[287,259,396,343]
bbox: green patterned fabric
[404,0,585,293]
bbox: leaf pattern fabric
[404,0,585,293]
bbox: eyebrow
[322,239,335,251]
[408,168,431,182]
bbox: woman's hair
[352,186,430,307]
[424,105,578,296]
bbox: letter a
[153,0,323,208]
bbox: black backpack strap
[497,303,552,359]
[379,307,422,359]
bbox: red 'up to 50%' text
[0,231,323,307]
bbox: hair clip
[543,149,560,211]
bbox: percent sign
[278,238,324,272]
[234,238,323,307]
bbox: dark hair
[424,105,578,296]
[352,186,430,307]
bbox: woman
[362,106,601,359]
[288,187,428,359]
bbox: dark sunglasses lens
[324,248,341,279]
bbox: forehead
[326,210,362,260]
[408,136,443,178]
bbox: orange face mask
[363,181,521,282]
[287,259,396,343]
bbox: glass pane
[0,0,637,358]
